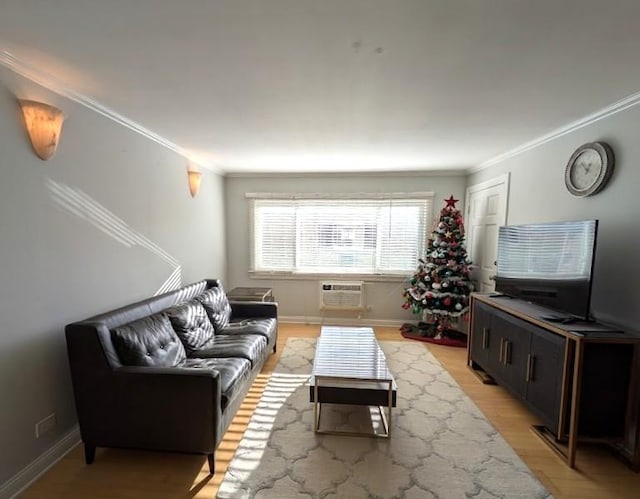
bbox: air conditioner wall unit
[319,281,364,311]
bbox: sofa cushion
[191,334,268,368]
[195,287,231,331]
[219,318,277,346]
[180,357,251,410]
[111,313,186,367]
[165,300,215,354]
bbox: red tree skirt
[400,327,467,348]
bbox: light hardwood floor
[21,324,640,498]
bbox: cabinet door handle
[482,328,489,349]
[499,338,505,363]
[505,341,512,365]
[530,355,535,381]
[526,354,535,382]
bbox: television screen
[494,220,598,321]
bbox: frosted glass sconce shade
[19,100,65,160]
[188,170,202,197]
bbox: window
[248,193,433,276]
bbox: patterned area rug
[217,338,552,499]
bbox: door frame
[464,173,510,219]
[464,173,510,292]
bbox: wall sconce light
[18,100,65,160]
[187,168,202,197]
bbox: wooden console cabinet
[468,293,640,469]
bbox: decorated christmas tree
[402,195,474,337]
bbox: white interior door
[465,174,509,293]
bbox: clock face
[565,142,614,197]
[569,149,602,190]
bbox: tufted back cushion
[196,287,232,331]
[111,313,186,367]
[165,300,215,354]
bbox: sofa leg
[273,343,277,353]
[207,453,215,474]
[84,443,96,465]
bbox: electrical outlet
[35,413,56,438]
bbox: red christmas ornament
[444,297,452,306]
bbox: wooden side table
[227,287,274,302]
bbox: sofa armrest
[78,366,222,454]
[229,300,278,319]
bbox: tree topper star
[445,195,459,208]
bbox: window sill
[248,271,408,283]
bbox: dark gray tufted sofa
[65,279,277,474]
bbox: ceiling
[2,0,640,174]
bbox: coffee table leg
[314,376,393,438]
[387,378,393,436]
[314,381,320,432]
[378,406,388,435]
[377,379,393,437]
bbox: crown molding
[0,50,222,175]
[245,191,434,200]
[470,90,640,173]
[280,315,406,328]
[225,168,467,178]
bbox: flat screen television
[494,219,598,321]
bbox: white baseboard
[0,426,81,499]
[280,315,408,328]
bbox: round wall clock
[565,141,615,197]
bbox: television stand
[467,293,640,471]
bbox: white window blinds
[249,193,433,275]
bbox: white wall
[0,67,226,487]
[225,173,467,324]
[467,104,640,331]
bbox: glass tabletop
[312,326,394,381]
